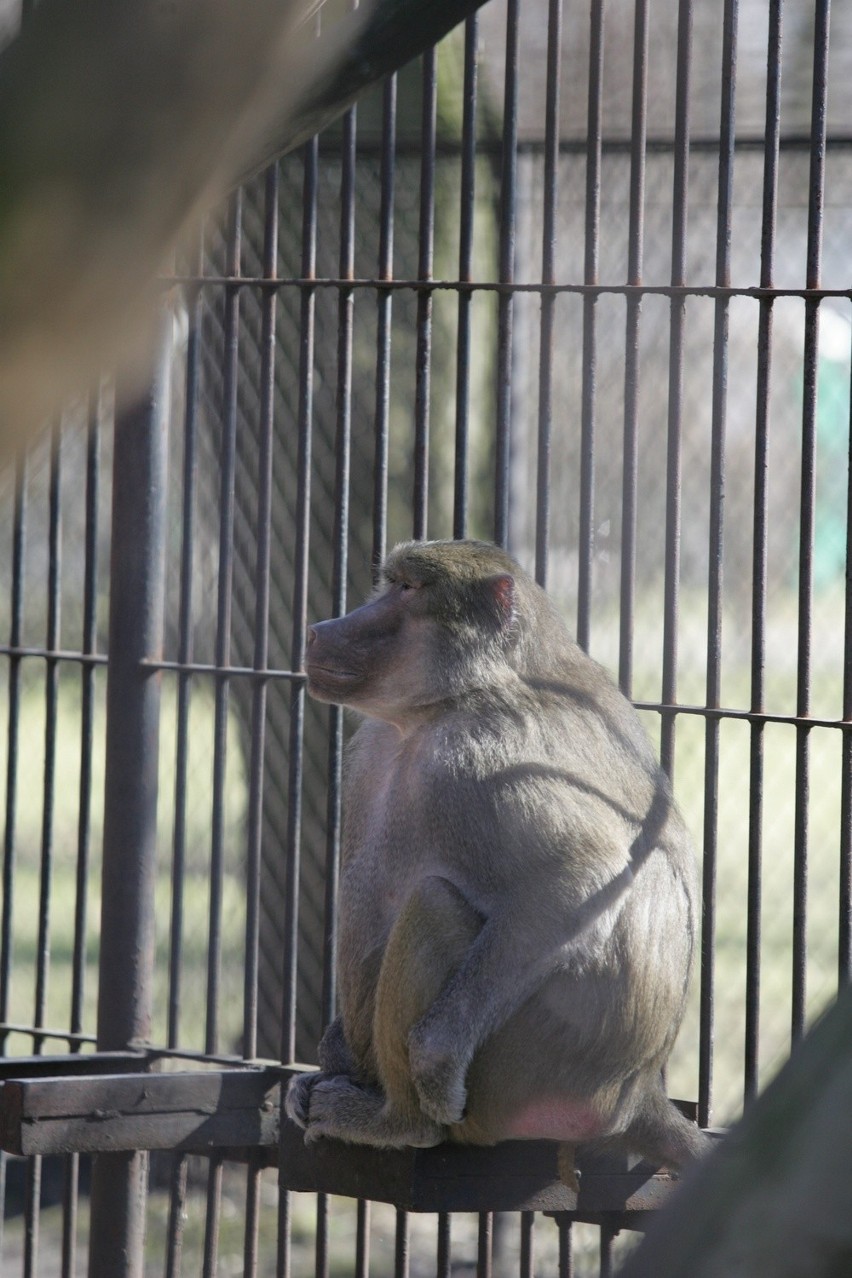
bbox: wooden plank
[0,1060,705,1219]
[0,1068,281,1156]
[278,1116,683,1216]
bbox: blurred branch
[0,0,486,452]
[620,987,852,1278]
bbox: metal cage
[0,0,850,1274]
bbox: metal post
[88,319,170,1278]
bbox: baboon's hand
[407,1021,468,1125]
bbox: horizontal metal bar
[0,1052,147,1081]
[0,1022,98,1046]
[0,1067,282,1157]
[271,133,852,160]
[0,646,108,666]
[141,659,307,683]
[164,275,852,302]
[634,701,850,732]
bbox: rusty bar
[88,314,170,1278]
[454,15,478,540]
[414,49,437,540]
[535,0,563,587]
[576,0,603,652]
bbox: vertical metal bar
[355,1199,371,1278]
[202,1155,223,1278]
[535,0,563,587]
[476,1213,493,1278]
[0,1154,5,1266]
[518,1212,534,1278]
[576,0,604,651]
[699,0,738,1133]
[243,1157,262,1278]
[279,139,318,1278]
[164,1155,188,1278]
[315,1194,330,1278]
[841,342,852,985]
[88,315,170,1278]
[65,401,99,1278]
[618,0,649,697]
[660,0,693,780]
[277,1174,293,1278]
[414,50,437,540]
[454,16,478,541]
[207,190,242,1056]
[61,1154,79,1278]
[745,0,783,1106]
[0,457,27,1048]
[281,136,318,1064]
[34,423,62,1043]
[394,1208,410,1278]
[24,1157,42,1278]
[169,235,203,1051]
[71,397,100,1042]
[244,164,279,1061]
[373,74,396,575]
[436,1212,452,1278]
[323,102,357,1037]
[556,1214,573,1278]
[599,1221,616,1278]
[495,0,519,548]
[792,0,830,1044]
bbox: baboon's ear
[484,573,516,627]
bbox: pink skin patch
[503,1097,603,1142]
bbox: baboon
[286,539,710,1172]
